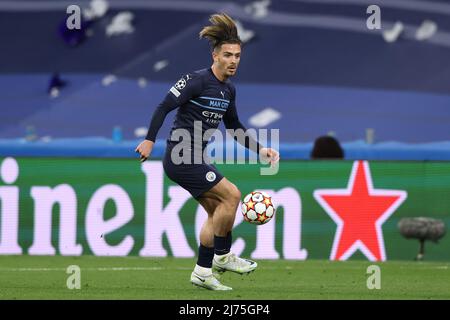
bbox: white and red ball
[241,191,275,225]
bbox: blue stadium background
[1,0,450,159]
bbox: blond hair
[199,13,242,50]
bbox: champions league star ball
[241,191,275,225]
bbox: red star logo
[314,161,407,261]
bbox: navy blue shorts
[162,143,224,199]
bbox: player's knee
[228,184,241,205]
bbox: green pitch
[0,256,449,300]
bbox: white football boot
[190,272,233,291]
[213,252,258,274]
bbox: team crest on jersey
[206,171,216,182]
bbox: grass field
[0,255,449,300]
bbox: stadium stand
[1,0,450,159]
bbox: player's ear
[212,49,219,63]
[213,44,223,62]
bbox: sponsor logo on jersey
[202,111,224,119]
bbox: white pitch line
[0,267,167,272]
[2,265,448,273]
[0,268,64,272]
[0,266,297,272]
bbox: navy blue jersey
[146,68,262,153]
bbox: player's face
[214,43,241,78]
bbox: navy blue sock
[197,244,214,268]
[214,235,230,256]
[226,231,232,252]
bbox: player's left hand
[260,147,280,167]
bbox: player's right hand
[135,139,154,162]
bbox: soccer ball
[241,191,275,225]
